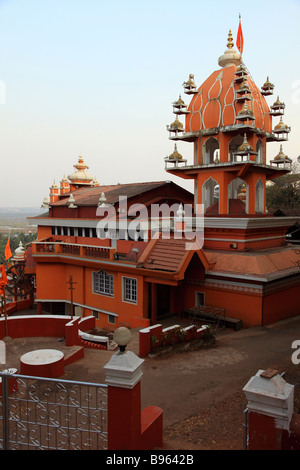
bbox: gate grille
[0,371,108,450]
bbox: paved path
[4,314,300,429]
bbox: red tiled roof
[142,238,189,272]
[52,181,170,206]
[204,246,300,278]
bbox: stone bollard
[104,327,163,450]
[243,369,294,450]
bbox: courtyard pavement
[3,310,300,431]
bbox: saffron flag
[4,239,12,260]
[236,15,244,55]
[0,264,7,295]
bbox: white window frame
[122,276,137,304]
[93,270,114,297]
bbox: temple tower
[165,27,295,251]
[165,30,291,217]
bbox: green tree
[266,174,300,215]
[0,232,37,264]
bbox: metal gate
[0,371,108,450]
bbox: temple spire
[218,29,242,68]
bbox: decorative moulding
[243,369,294,430]
[104,350,144,389]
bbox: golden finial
[227,30,234,49]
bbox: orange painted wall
[182,281,263,327]
[36,263,67,300]
[37,226,52,239]
[36,261,149,329]
[85,267,146,328]
[262,283,300,325]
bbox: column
[151,283,157,325]
[104,327,144,450]
[104,327,163,450]
[243,369,294,450]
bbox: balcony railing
[62,244,80,256]
[33,241,115,260]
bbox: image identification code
[150,455,193,465]
[106,454,194,466]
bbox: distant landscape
[0,207,40,232]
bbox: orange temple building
[28,27,300,330]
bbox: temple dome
[183,29,272,134]
[185,65,272,134]
[68,154,94,185]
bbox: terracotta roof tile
[52,182,168,206]
[142,238,188,272]
[204,247,300,278]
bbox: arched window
[202,177,219,213]
[255,178,265,213]
[229,134,243,162]
[203,137,219,164]
[256,139,264,164]
[228,177,249,214]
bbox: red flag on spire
[236,14,244,55]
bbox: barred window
[123,277,137,303]
[93,270,114,296]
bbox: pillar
[104,327,163,450]
[243,369,294,450]
[104,327,144,450]
[151,283,157,325]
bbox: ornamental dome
[238,102,254,117]
[68,154,94,185]
[261,76,274,94]
[169,144,183,160]
[169,116,184,131]
[174,95,185,106]
[238,133,254,152]
[273,96,284,107]
[183,29,272,134]
[274,117,289,131]
[185,64,271,133]
[13,241,26,262]
[274,145,290,162]
[239,79,251,92]
[218,30,242,68]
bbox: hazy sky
[0,0,299,207]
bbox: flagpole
[3,290,8,338]
[236,13,244,57]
